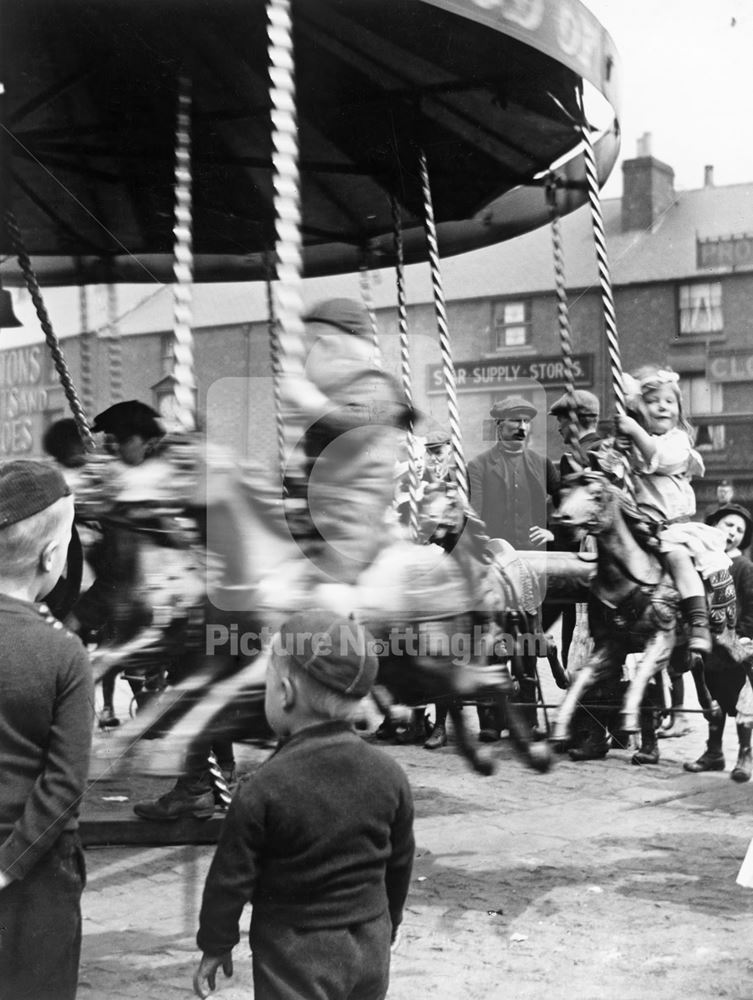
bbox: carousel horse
[551,468,751,761]
[86,441,592,777]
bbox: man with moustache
[467,396,558,551]
[467,396,559,740]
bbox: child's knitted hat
[274,609,378,698]
[0,461,70,528]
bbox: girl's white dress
[633,427,729,577]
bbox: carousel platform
[81,710,272,847]
[80,773,227,847]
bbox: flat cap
[274,609,378,698]
[91,400,165,441]
[304,298,372,339]
[424,425,451,449]
[490,395,537,419]
[0,460,71,528]
[548,389,600,418]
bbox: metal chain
[417,147,468,504]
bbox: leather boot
[632,704,660,765]
[684,715,726,772]
[424,723,447,750]
[133,779,215,822]
[569,736,609,762]
[731,725,753,782]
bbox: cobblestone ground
[77,674,753,1000]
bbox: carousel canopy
[1,0,620,286]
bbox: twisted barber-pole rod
[77,282,94,418]
[579,124,625,416]
[170,76,197,433]
[546,177,583,465]
[4,210,95,451]
[267,0,309,488]
[579,116,635,498]
[417,147,468,504]
[207,750,232,811]
[265,254,288,494]
[106,281,123,404]
[358,256,382,367]
[391,195,420,542]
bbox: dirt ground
[79,673,753,1000]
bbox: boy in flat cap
[0,461,94,1000]
[193,609,414,1000]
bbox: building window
[160,333,174,376]
[492,300,530,350]
[678,282,722,336]
[681,374,725,451]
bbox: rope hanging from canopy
[3,210,95,452]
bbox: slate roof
[5,178,753,347]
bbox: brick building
[3,141,753,508]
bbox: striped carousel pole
[416,147,468,504]
[578,117,636,499]
[4,210,95,451]
[170,75,197,433]
[267,0,308,490]
[391,195,420,542]
[579,123,626,418]
[106,281,123,404]
[77,282,94,418]
[546,176,584,465]
[358,254,382,367]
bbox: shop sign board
[427,353,593,393]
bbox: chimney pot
[636,132,652,157]
[704,165,715,187]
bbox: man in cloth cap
[0,461,94,999]
[467,395,559,740]
[467,395,559,550]
[548,389,602,472]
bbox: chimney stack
[621,135,675,232]
[704,165,715,188]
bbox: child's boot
[731,725,753,783]
[680,596,711,655]
[684,714,726,772]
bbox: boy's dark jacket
[197,720,415,956]
[0,594,93,878]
